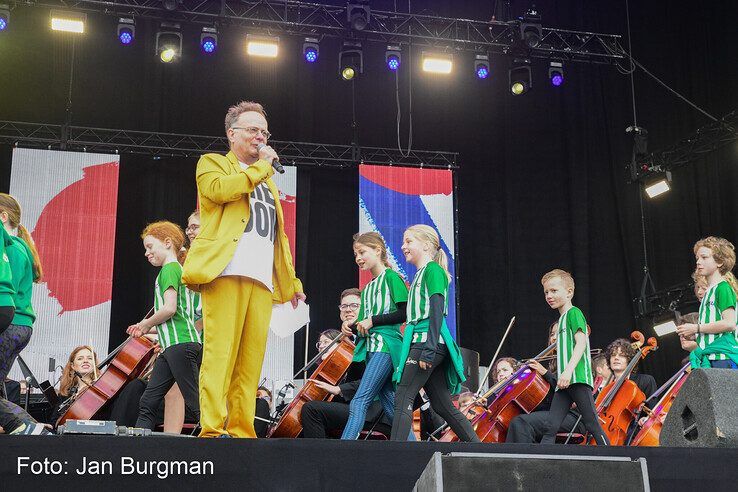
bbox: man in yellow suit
[183,101,305,438]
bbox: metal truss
[0,121,458,168]
[15,0,626,63]
[633,111,738,181]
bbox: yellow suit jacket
[182,151,303,303]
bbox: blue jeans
[711,360,738,369]
[341,351,396,440]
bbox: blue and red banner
[359,165,458,338]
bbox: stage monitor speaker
[661,368,738,448]
[413,452,649,492]
[459,347,479,392]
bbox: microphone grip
[257,143,285,174]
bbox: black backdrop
[0,0,737,385]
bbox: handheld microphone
[257,143,285,174]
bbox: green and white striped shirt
[556,306,593,388]
[358,269,408,353]
[406,261,448,324]
[697,280,738,361]
[154,262,201,350]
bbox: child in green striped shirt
[539,269,609,445]
[677,236,738,368]
[389,225,479,442]
[339,232,407,439]
[126,221,202,430]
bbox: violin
[57,335,157,426]
[589,331,658,446]
[267,333,355,438]
[630,362,691,446]
[438,341,556,442]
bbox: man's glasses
[338,303,360,311]
[186,225,200,232]
[231,126,272,139]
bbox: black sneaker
[10,422,53,436]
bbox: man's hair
[340,288,360,302]
[224,101,266,134]
[541,269,575,292]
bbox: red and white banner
[9,148,120,384]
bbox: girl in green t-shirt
[677,236,738,368]
[389,225,479,442]
[339,232,407,439]
[126,221,202,430]
[0,193,42,383]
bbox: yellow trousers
[199,276,272,438]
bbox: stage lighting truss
[200,26,217,54]
[339,41,363,80]
[156,22,182,62]
[0,120,459,169]
[17,0,626,64]
[0,4,9,31]
[117,17,135,45]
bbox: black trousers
[0,397,35,433]
[135,342,202,430]
[506,410,584,443]
[540,383,610,445]
[301,400,391,439]
[390,344,480,442]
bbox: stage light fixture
[303,37,319,63]
[347,1,370,31]
[246,35,279,58]
[519,7,542,49]
[156,23,182,63]
[50,11,86,33]
[162,0,181,11]
[339,41,363,81]
[0,5,9,31]
[549,60,564,86]
[474,54,490,79]
[200,27,218,54]
[645,171,672,199]
[117,18,135,45]
[422,53,453,74]
[509,58,531,95]
[385,45,401,71]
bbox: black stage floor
[3,436,736,491]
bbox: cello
[267,333,354,438]
[630,362,691,446]
[56,335,157,426]
[438,341,556,442]
[588,331,658,446]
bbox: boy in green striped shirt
[539,269,609,445]
[677,236,738,368]
[126,221,202,430]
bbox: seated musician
[58,345,98,399]
[300,289,393,439]
[592,355,611,391]
[488,357,518,388]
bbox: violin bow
[476,316,516,396]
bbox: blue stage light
[119,29,133,45]
[201,36,216,54]
[305,47,318,63]
[476,65,489,79]
[0,18,7,31]
[387,54,400,71]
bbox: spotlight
[347,1,370,31]
[385,45,401,71]
[508,58,531,95]
[0,5,9,32]
[156,23,182,63]
[50,10,86,33]
[519,7,542,49]
[117,18,135,45]
[339,41,363,80]
[644,171,672,199]
[162,0,180,11]
[246,35,279,58]
[303,37,319,63]
[422,52,453,74]
[200,27,218,54]
[474,54,490,79]
[549,60,564,86]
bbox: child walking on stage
[389,225,479,442]
[677,236,738,369]
[339,232,407,440]
[0,194,42,385]
[539,269,609,445]
[127,221,202,430]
